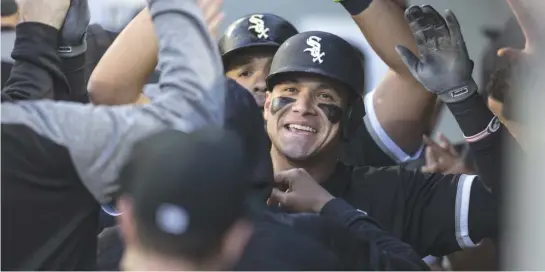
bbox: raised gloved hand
[58,0,90,58]
[395,5,477,103]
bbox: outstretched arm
[338,0,437,163]
[2,0,225,205]
[88,0,224,105]
[87,8,158,105]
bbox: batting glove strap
[439,79,478,104]
[57,33,87,58]
[334,0,373,15]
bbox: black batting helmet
[266,31,365,98]
[219,13,298,60]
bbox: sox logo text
[248,14,270,39]
[303,36,325,64]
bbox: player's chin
[282,145,315,161]
[280,143,322,161]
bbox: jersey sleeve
[362,89,424,164]
[341,120,397,167]
[398,169,497,257]
[1,0,225,205]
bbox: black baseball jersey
[340,89,425,168]
[321,162,496,257]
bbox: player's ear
[116,196,137,245]
[264,91,272,120]
[217,219,253,268]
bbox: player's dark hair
[480,16,524,120]
[485,63,511,103]
[223,47,277,72]
[1,0,18,17]
[480,17,524,89]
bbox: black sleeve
[83,24,119,86]
[340,95,397,167]
[321,198,429,270]
[341,122,397,167]
[1,61,13,90]
[2,23,68,101]
[446,93,520,194]
[396,169,496,257]
[57,53,89,103]
[97,227,124,271]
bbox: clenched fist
[267,168,335,213]
[17,0,70,30]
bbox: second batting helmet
[266,31,365,98]
[219,13,298,60]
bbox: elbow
[87,77,127,105]
[87,77,112,105]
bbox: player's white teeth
[287,124,317,133]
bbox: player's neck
[270,147,338,184]
[122,246,219,271]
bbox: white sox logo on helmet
[248,14,270,39]
[303,36,325,64]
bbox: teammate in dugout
[89,0,438,170]
[2,0,432,269]
[263,3,520,258]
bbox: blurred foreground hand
[498,0,545,62]
[197,0,224,39]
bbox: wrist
[314,195,336,213]
[334,0,373,16]
[21,19,63,30]
[57,33,87,58]
[438,79,478,104]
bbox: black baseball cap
[1,0,18,17]
[117,127,251,255]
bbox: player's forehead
[273,73,347,96]
[226,47,275,70]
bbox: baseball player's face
[225,51,274,108]
[264,74,348,161]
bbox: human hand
[17,0,70,30]
[197,0,224,40]
[498,0,545,61]
[497,0,545,93]
[421,134,474,175]
[267,168,335,213]
[395,6,477,103]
